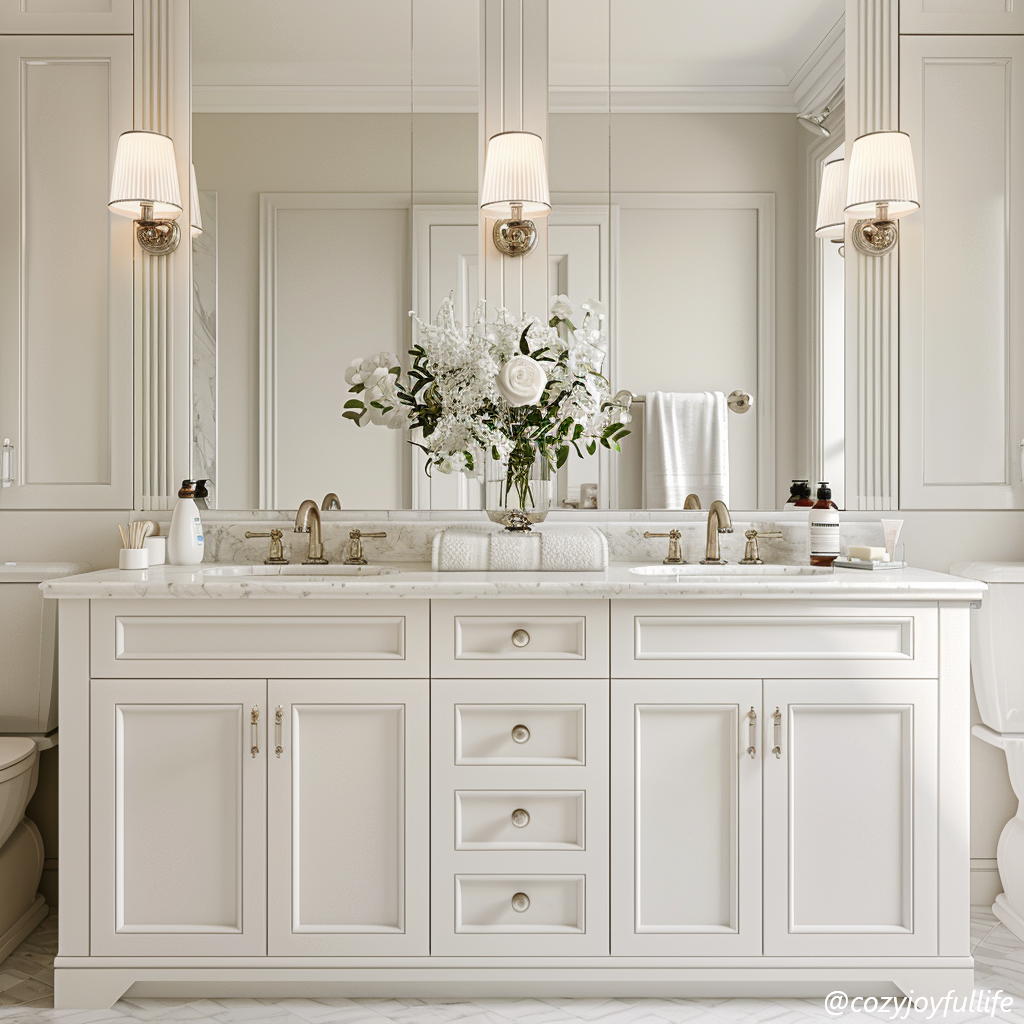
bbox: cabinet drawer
[455,704,585,765]
[456,791,585,850]
[432,599,609,677]
[455,874,585,933]
[90,599,429,678]
[612,600,938,678]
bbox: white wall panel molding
[0,35,134,509]
[900,0,1024,35]
[845,0,899,510]
[134,0,191,510]
[0,0,132,34]
[479,0,549,319]
[899,37,1024,509]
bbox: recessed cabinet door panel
[611,679,762,955]
[267,680,429,955]
[763,680,938,956]
[90,680,267,956]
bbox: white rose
[496,355,547,407]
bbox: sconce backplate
[136,219,181,256]
[851,218,898,257]
[492,217,538,258]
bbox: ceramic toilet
[953,561,1024,941]
[0,561,88,964]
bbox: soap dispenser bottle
[785,479,813,507]
[808,481,839,567]
[167,479,205,565]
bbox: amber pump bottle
[808,482,840,567]
[785,479,813,507]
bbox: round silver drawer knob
[511,629,531,648]
[511,892,531,913]
[511,808,530,828]
[511,724,530,744]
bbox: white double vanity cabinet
[45,570,981,1007]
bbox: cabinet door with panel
[763,679,938,956]
[611,679,762,956]
[267,679,429,955]
[90,679,267,956]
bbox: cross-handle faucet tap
[344,529,387,565]
[701,500,734,565]
[294,500,328,565]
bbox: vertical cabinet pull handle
[772,707,782,759]
[274,706,283,758]
[1,438,13,488]
[746,707,757,758]
[250,706,260,758]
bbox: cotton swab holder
[119,548,149,569]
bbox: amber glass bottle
[808,482,840,567]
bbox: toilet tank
[952,561,1024,733]
[0,562,89,736]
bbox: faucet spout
[294,499,327,564]
[701,500,733,564]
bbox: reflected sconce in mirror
[815,157,846,256]
[189,163,203,238]
[480,131,551,257]
[844,130,919,257]
[108,130,183,255]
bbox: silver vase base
[486,509,549,532]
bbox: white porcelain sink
[629,563,832,577]
[201,564,399,577]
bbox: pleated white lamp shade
[190,163,203,237]
[480,131,551,218]
[845,130,919,218]
[108,130,182,220]
[815,158,846,240]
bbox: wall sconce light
[189,163,203,238]
[797,105,834,138]
[108,130,183,255]
[815,157,846,256]
[480,131,550,257]
[844,130,919,257]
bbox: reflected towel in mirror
[642,391,729,508]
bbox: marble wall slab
[192,190,218,506]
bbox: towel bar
[629,390,753,413]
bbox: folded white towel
[432,525,608,572]
[643,391,729,509]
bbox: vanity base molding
[53,962,976,1010]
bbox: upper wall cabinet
[899,34,1024,509]
[0,35,134,509]
[900,0,1024,34]
[0,0,132,34]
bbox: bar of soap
[848,545,889,562]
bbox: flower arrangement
[343,295,632,516]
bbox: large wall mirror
[191,0,845,512]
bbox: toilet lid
[0,737,35,772]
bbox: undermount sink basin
[629,563,832,577]
[201,564,399,578]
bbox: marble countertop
[41,562,986,602]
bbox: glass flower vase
[484,441,552,531]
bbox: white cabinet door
[0,1,133,33]
[611,679,762,955]
[267,679,429,955]
[900,1,1024,34]
[763,680,938,956]
[0,35,133,509]
[90,680,267,956]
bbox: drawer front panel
[612,600,938,678]
[456,704,585,765]
[432,599,609,677]
[90,599,429,678]
[456,874,585,933]
[456,791,585,850]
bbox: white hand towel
[432,525,607,572]
[643,391,729,509]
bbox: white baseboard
[972,858,1002,905]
